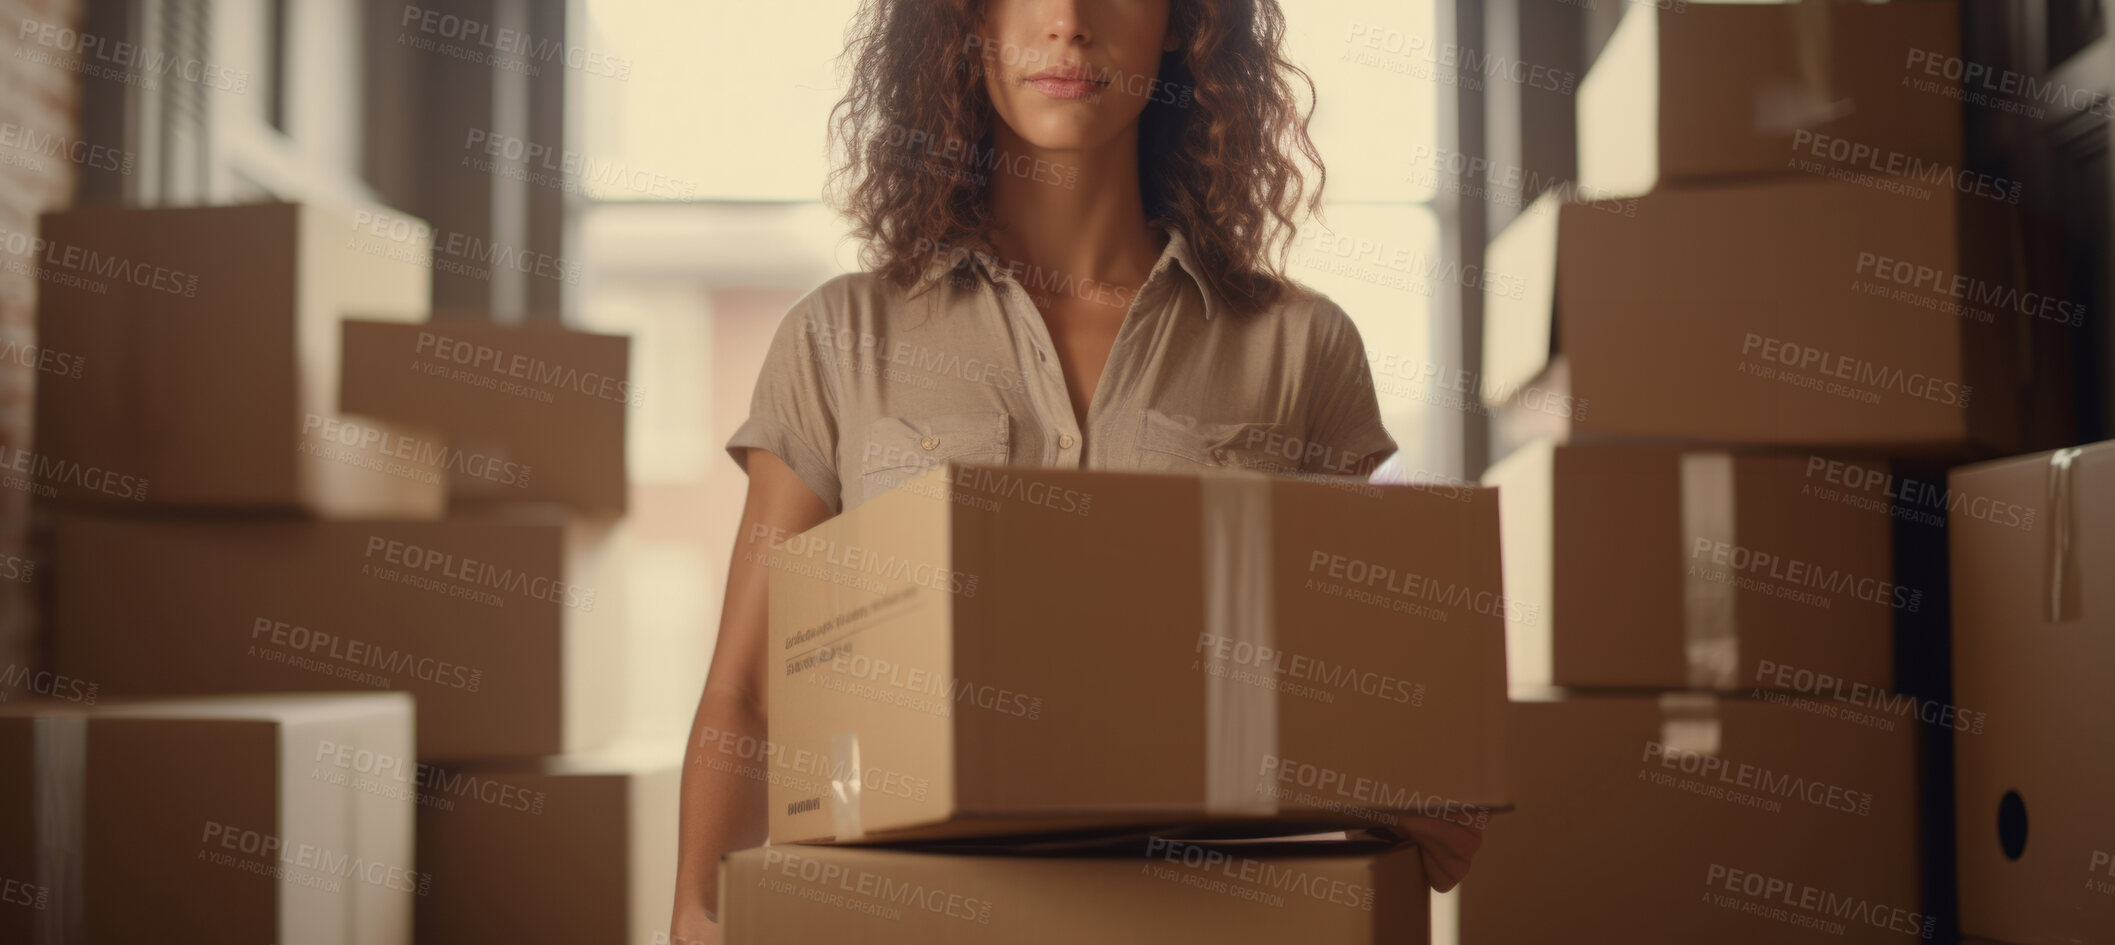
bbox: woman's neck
[985,123,1164,293]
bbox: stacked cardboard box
[719,463,1514,942]
[1461,3,1991,941]
[27,202,664,944]
[0,693,415,945]
[1950,441,2115,944]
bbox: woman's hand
[1385,814,1486,892]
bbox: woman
[671,1,1478,937]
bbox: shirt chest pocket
[1136,409,1297,472]
[857,412,1013,496]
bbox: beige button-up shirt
[727,228,1398,514]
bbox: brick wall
[0,0,86,672]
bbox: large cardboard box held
[51,513,618,759]
[1578,0,1960,197]
[29,203,446,516]
[763,463,1509,844]
[1952,440,2115,944]
[721,839,1427,944]
[340,318,632,513]
[416,746,678,945]
[1483,180,2021,452]
[0,693,416,945]
[1483,442,1900,691]
[1453,693,1924,945]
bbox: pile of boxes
[1,201,675,944]
[1465,2,2107,944]
[717,463,1513,942]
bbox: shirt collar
[941,226,1221,322]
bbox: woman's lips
[1024,74,1107,100]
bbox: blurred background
[4,1,2113,943]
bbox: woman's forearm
[671,686,768,932]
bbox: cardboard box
[1453,693,1923,945]
[1579,0,1960,197]
[1483,180,2020,452]
[0,693,416,945]
[763,463,1509,844]
[50,512,619,759]
[721,839,1427,944]
[1952,440,2115,944]
[1482,442,1899,691]
[30,203,447,516]
[415,745,678,945]
[340,319,632,513]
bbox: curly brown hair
[826,0,1325,317]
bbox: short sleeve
[726,297,843,511]
[1303,298,1399,474]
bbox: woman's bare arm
[669,450,832,943]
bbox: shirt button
[1059,434,1077,449]
[920,435,940,451]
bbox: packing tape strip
[2046,447,2085,623]
[34,713,84,945]
[1201,471,1279,815]
[828,732,864,842]
[1680,453,1740,690]
[1657,691,1722,758]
